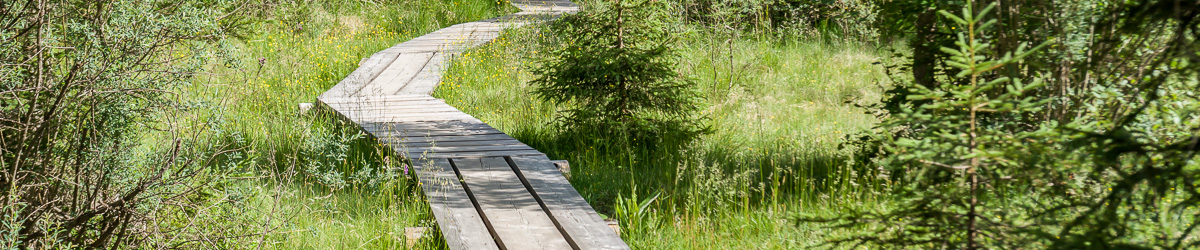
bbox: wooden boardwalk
[315,1,629,249]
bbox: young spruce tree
[531,0,706,142]
[801,2,1052,248]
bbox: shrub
[531,0,708,146]
[0,0,254,248]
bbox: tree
[801,3,1053,248]
[808,0,1200,248]
[531,0,706,142]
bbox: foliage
[800,3,1053,248]
[531,0,708,146]
[869,0,1105,120]
[0,0,513,248]
[671,0,877,41]
[0,0,252,248]
[810,0,1200,248]
[439,19,889,247]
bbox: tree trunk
[912,9,938,89]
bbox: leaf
[637,191,661,216]
[939,10,967,25]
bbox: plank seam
[503,156,581,250]
[448,158,507,249]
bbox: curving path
[315,1,629,249]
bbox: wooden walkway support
[315,1,629,249]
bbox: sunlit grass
[173,0,514,249]
[435,25,892,248]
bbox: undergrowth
[435,24,892,248]
[178,0,514,248]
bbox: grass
[435,24,893,248]
[171,0,894,248]
[100,0,1200,248]
[172,0,515,249]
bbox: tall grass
[435,24,894,247]
[170,0,513,248]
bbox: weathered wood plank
[352,115,481,124]
[451,157,571,249]
[406,144,537,154]
[324,101,455,111]
[509,155,630,249]
[361,121,492,130]
[318,52,399,100]
[342,109,476,118]
[324,97,446,106]
[332,106,467,116]
[319,94,434,103]
[396,53,451,95]
[409,150,545,159]
[384,134,518,143]
[329,106,463,114]
[338,109,471,119]
[367,127,507,137]
[363,52,437,95]
[396,139,525,148]
[413,158,498,250]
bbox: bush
[531,0,708,146]
[0,0,255,248]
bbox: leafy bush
[0,0,254,248]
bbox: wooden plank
[318,52,399,99]
[342,109,475,118]
[323,103,453,113]
[328,105,463,114]
[409,150,545,159]
[384,134,517,143]
[322,99,446,107]
[450,157,571,249]
[367,127,507,137]
[324,102,456,112]
[360,121,495,133]
[319,94,434,103]
[509,155,630,249]
[396,53,450,95]
[365,52,437,95]
[326,106,462,116]
[368,129,505,137]
[406,144,537,154]
[337,109,470,119]
[330,105,464,115]
[397,139,525,148]
[353,115,481,124]
[412,158,499,250]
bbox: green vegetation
[5,0,1199,248]
[3,0,510,248]
[530,0,707,143]
[181,1,515,248]
[435,18,888,248]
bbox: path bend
[314,1,629,249]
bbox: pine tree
[531,0,706,140]
[800,2,1052,248]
